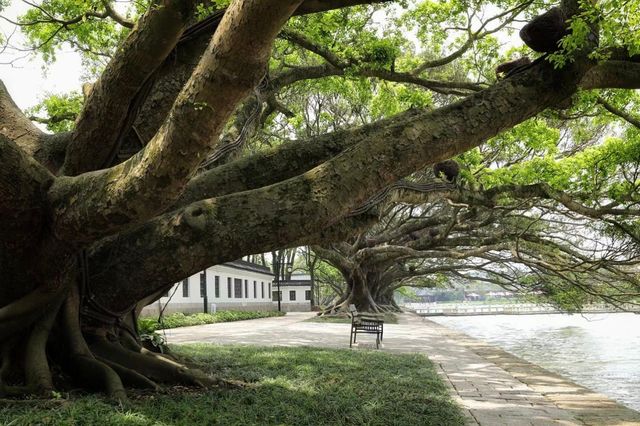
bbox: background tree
[1,0,640,399]
[315,174,640,313]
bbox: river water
[429,313,640,411]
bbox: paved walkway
[164,312,640,426]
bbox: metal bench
[348,304,384,349]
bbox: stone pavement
[163,312,640,426]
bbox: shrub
[138,310,286,331]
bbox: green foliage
[138,310,286,332]
[139,330,166,351]
[0,345,464,425]
[137,316,160,333]
[27,91,83,133]
[480,127,640,203]
[18,0,137,75]
[395,286,420,302]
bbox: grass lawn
[305,313,398,324]
[1,345,464,426]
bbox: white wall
[270,284,312,312]
[142,265,315,316]
[143,264,275,315]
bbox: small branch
[280,28,345,68]
[597,97,640,129]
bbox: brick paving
[163,312,640,426]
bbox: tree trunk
[322,268,396,314]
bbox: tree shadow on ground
[0,344,465,426]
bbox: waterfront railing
[404,302,631,316]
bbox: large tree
[316,179,640,313]
[1,0,639,399]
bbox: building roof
[279,279,311,287]
[221,260,274,276]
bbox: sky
[0,2,83,110]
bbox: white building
[271,274,313,312]
[142,261,312,316]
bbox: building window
[182,279,189,298]
[268,283,271,296]
[215,276,220,298]
[289,290,296,301]
[305,290,311,301]
[261,282,264,298]
[253,281,257,298]
[227,277,232,298]
[244,280,248,299]
[200,271,207,298]
[272,291,281,302]
[234,278,243,298]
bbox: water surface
[430,313,640,411]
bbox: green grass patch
[138,311,286,333]
[1,345,464,426]
[305,313,398,324]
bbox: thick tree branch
[88,58,589,310]
[0,80,44,158]
[173,111,424,206]
[61,0,196,175]
[49,0,303,243]
[295,0,392,14]
[580,61,640,90]
[0,135,53,222]
[0,80,69,172]
[116,0,395,152]
[597,97,640,129]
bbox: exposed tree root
[25,299,62,395]
[96,356,159,390]
[0,285,67,342]
[58,285,127,402]
[67,354,127,402]
[0,384,31,397]
[90,337,211,388]
[0,278,237,400]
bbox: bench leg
[350,327,354,348]
[376,334,380,349]
[353,329,357,344]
